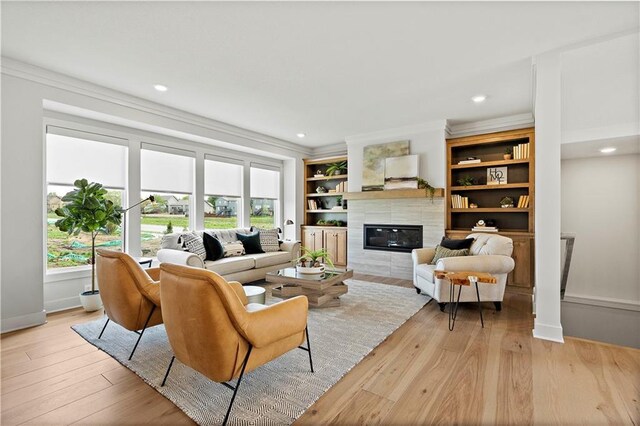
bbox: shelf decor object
[446,127,535,289]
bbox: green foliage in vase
[295,246,335,269]
[325,160,347,176]
[54,179,122,293]
[457,175,474,186]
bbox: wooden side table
[434,270,497,331]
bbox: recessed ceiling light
[153,84,168,92]
[296,133,306,138]
[471,95,487,103]
[599,147,616,153]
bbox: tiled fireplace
[347,198,445,280]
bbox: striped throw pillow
[179,232,207,261]
[258,228,280,252]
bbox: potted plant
[295,247,335,274]
[417,178,436,201]
[457,175,474,186]
[504,147,513,160]
[500,196,514,208]
[54,179,122,311]
[325,160,347,176]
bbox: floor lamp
[120,195,155,253]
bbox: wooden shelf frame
[451,158,530,169]
[450,183,530,191]
[306,174,348,182]
[306,192,347,198]
[451,208,530,213]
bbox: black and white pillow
[258,228,280,252]
[223,241,246,257]
[179,232,207,261]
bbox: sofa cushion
[208,228,251,244]
[416,263,437,283]
[245,251,292,269]
[202,233,224,261]
[431,245,469,265]
[237,232,264,254]
[180,232,207,261]
[204,256,255,275]
[160,233,183,251]
[440,236,475,250]
[257,228,280,253]
[467,233,514,256]
[222,241,245,257]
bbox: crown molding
[1,57,312,157]
[447,113,535,138]
[310,142,347,158]
[345,119,447,145]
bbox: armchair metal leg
[438,303,447,312]
[161,356,175,387]
[98,318,110,339]
[298,326,314,373]
[128,305,156,360]
[494,301,502,311]
[223,345,253,426]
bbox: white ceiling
[561,135,640,160]
[2,2,638,147]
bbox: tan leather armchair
[159,263,312,425]
[96,249,163,360]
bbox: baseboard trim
[45,296,82,314]
[533,320,564,343]
[563,293,640,312]
[1,310,47,334]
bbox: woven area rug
[72,279,430,425]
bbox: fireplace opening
[363,224,423,253]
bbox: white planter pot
[296,264,325,274]
[79,291,103,312]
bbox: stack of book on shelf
[517,195,530,208]
[307,199,320,210]
[513,142,530,159]
[458,157,481,165]
[335,181,347,192]
[472,225,499,233]
[451,194,469,208]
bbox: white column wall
[533,53,564,343]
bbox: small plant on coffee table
[296,247,335,269]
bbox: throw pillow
[202,232,224,261]
[431,245,469,265]
[223,241,246,257]
[179,232,207,261]
[236,232,264,254]
[440,236,475,250]
[257,228,280,252]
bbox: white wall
[345,121,447,192]
[561,33,640,144]
[561,154,640,305]
[0,68,305,332]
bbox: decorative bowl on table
[296,264,325,274]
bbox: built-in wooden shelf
[450,158,530,169]
[448,228,533,236]
[343,187,445,200]
[451,208,530,213]
[306,174,348,182]
[305,209,348,213]
[450,183,530,191]
[306,192,346,197]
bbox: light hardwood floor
[1,275,638,425]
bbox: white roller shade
[250,166,279,199]
[204,159,243,197]
[46,133,127,189]
[141,147,194,194]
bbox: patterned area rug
[72,279,430,425]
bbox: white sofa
[157,228,300,283]
[411,233,515,311]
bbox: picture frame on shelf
[487,166,508,185]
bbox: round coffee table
[243,286,266,304]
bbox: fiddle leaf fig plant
[295,246,335,269]
[54,179,122,294]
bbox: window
[46,128,127,270]
[250,165,280,229]
[140,145,195,256]
[204,156,243,229]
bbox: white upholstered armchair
[411,233,515,311]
